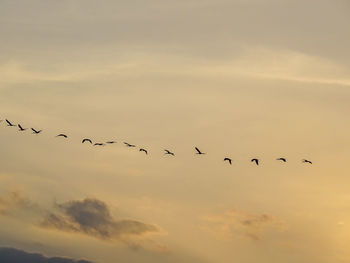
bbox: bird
[195,147,205,155]
[31,128,42,134]
[251,158,259,165]
[106,141,117,144]
[56,134,68,138]
[82,138,92,144]
[124,142,136,147]
[164,149,175,156]
[276,157,287,162]
[140,148,148,154]
[94,143,104,146]
[302,159,312,164]
[17,124,27,131]
[224,157,232,165]
[5,119,15,127]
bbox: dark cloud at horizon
[40,198,161,249]
[0,247,93,263]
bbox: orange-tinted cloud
[202,209,285,241]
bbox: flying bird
[224,157,232,165]
[94,143,104,146]
[82,138,92,144]
[31,128,42,134]
[251,158,259,165]
[56,134,68,138]
[124,142,136,147]
[164,149,175,156]
[106,141,117,144]
[5,119,15,127]
[18,124,27,131]
[276,158,287,162]
[139,148,148,154]
[195,147,205,155]
[302,159,312,164]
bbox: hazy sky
[1,0,350,262]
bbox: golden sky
[1,0,350,262]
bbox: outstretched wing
[140,148,148,154]
[6,119,13,126]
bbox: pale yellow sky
[1,0,350,262]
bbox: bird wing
[224,158,232,164]
[165,150,174,155]
[195,147,201,154]
[6,119,13,126]
[252,159,258,165]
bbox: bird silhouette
[18,124,27,131]
[224,157,232,165]
[106,141,116,144]
[164,149,175,156]
[251,158,259,165]
[94,143,104,146]
[195,147,205,155]
[277,158,287,162]
[56,134,68,138]
[6,119,15,127]
[124,142,136,147]
[31,128,42,134]
[302,159,312,164]
[140,148,148,154]
[82,138,92,144]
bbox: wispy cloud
[0,191,39,216]
[201,208,285,241]
[1,47,349,87]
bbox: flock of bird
[1,118,313,165]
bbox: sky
[1,0,350,262]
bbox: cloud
[0,247,93,263]
[40,198,165,250]
[201,209,285,241]
[0,192,167,252]
[0,191,38,216]
[2,47,350,87]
